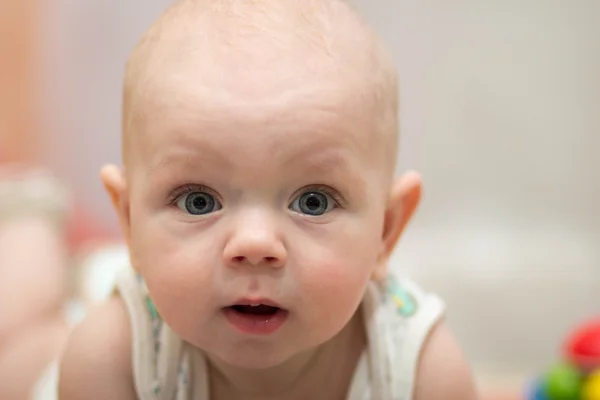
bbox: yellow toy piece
[582,370,600,400]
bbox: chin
[214,342,298,370]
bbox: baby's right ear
[100,165,130,245]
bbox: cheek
[291,215,382,324]
[291,248,372,343]
[293,211,383,278]
[129,207,219,325]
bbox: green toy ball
[545,363,584,400]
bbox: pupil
[305,195,321,210]
[193,195,207,210]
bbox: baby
[59,1,478,399]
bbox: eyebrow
[146,144,232,177]
[284,148,368,191]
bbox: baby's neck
[207,311,366,400]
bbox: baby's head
[103,0,421,369]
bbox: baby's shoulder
[379,276,477,399]
[59,296,136,399]
[363,276,477,399]
[412,322,478,400]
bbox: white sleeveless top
[116,267,445,400]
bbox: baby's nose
[223,216,287,268]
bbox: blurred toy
[65,202,118,253]
[528,318,600,400]
[565,320,600,372]
[582,371,600,400]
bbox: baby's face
[123,66,393,369]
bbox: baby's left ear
[373,171,422,281]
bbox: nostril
[230,256,279,264]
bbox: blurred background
[2,0,599,396]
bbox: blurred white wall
[38,0,170,225]
[40,0,600,377]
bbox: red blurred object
[65,203,119,254]
[563,318,600,371]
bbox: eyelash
[167,184,218,206]
[295,185,345,208]
[166,184,345,207]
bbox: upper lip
[229,298,283,309]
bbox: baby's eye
[289,191,336,216]
[176,191,222,215]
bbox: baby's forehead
[127,54,392,181]
[139,73,382,163]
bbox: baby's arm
[59,297,137,399]
[413,321,479,400]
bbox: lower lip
[223,307,289,335]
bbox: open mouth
[230,304,281,315]
[223,303,289,335]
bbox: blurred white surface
[39,0,600,376]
